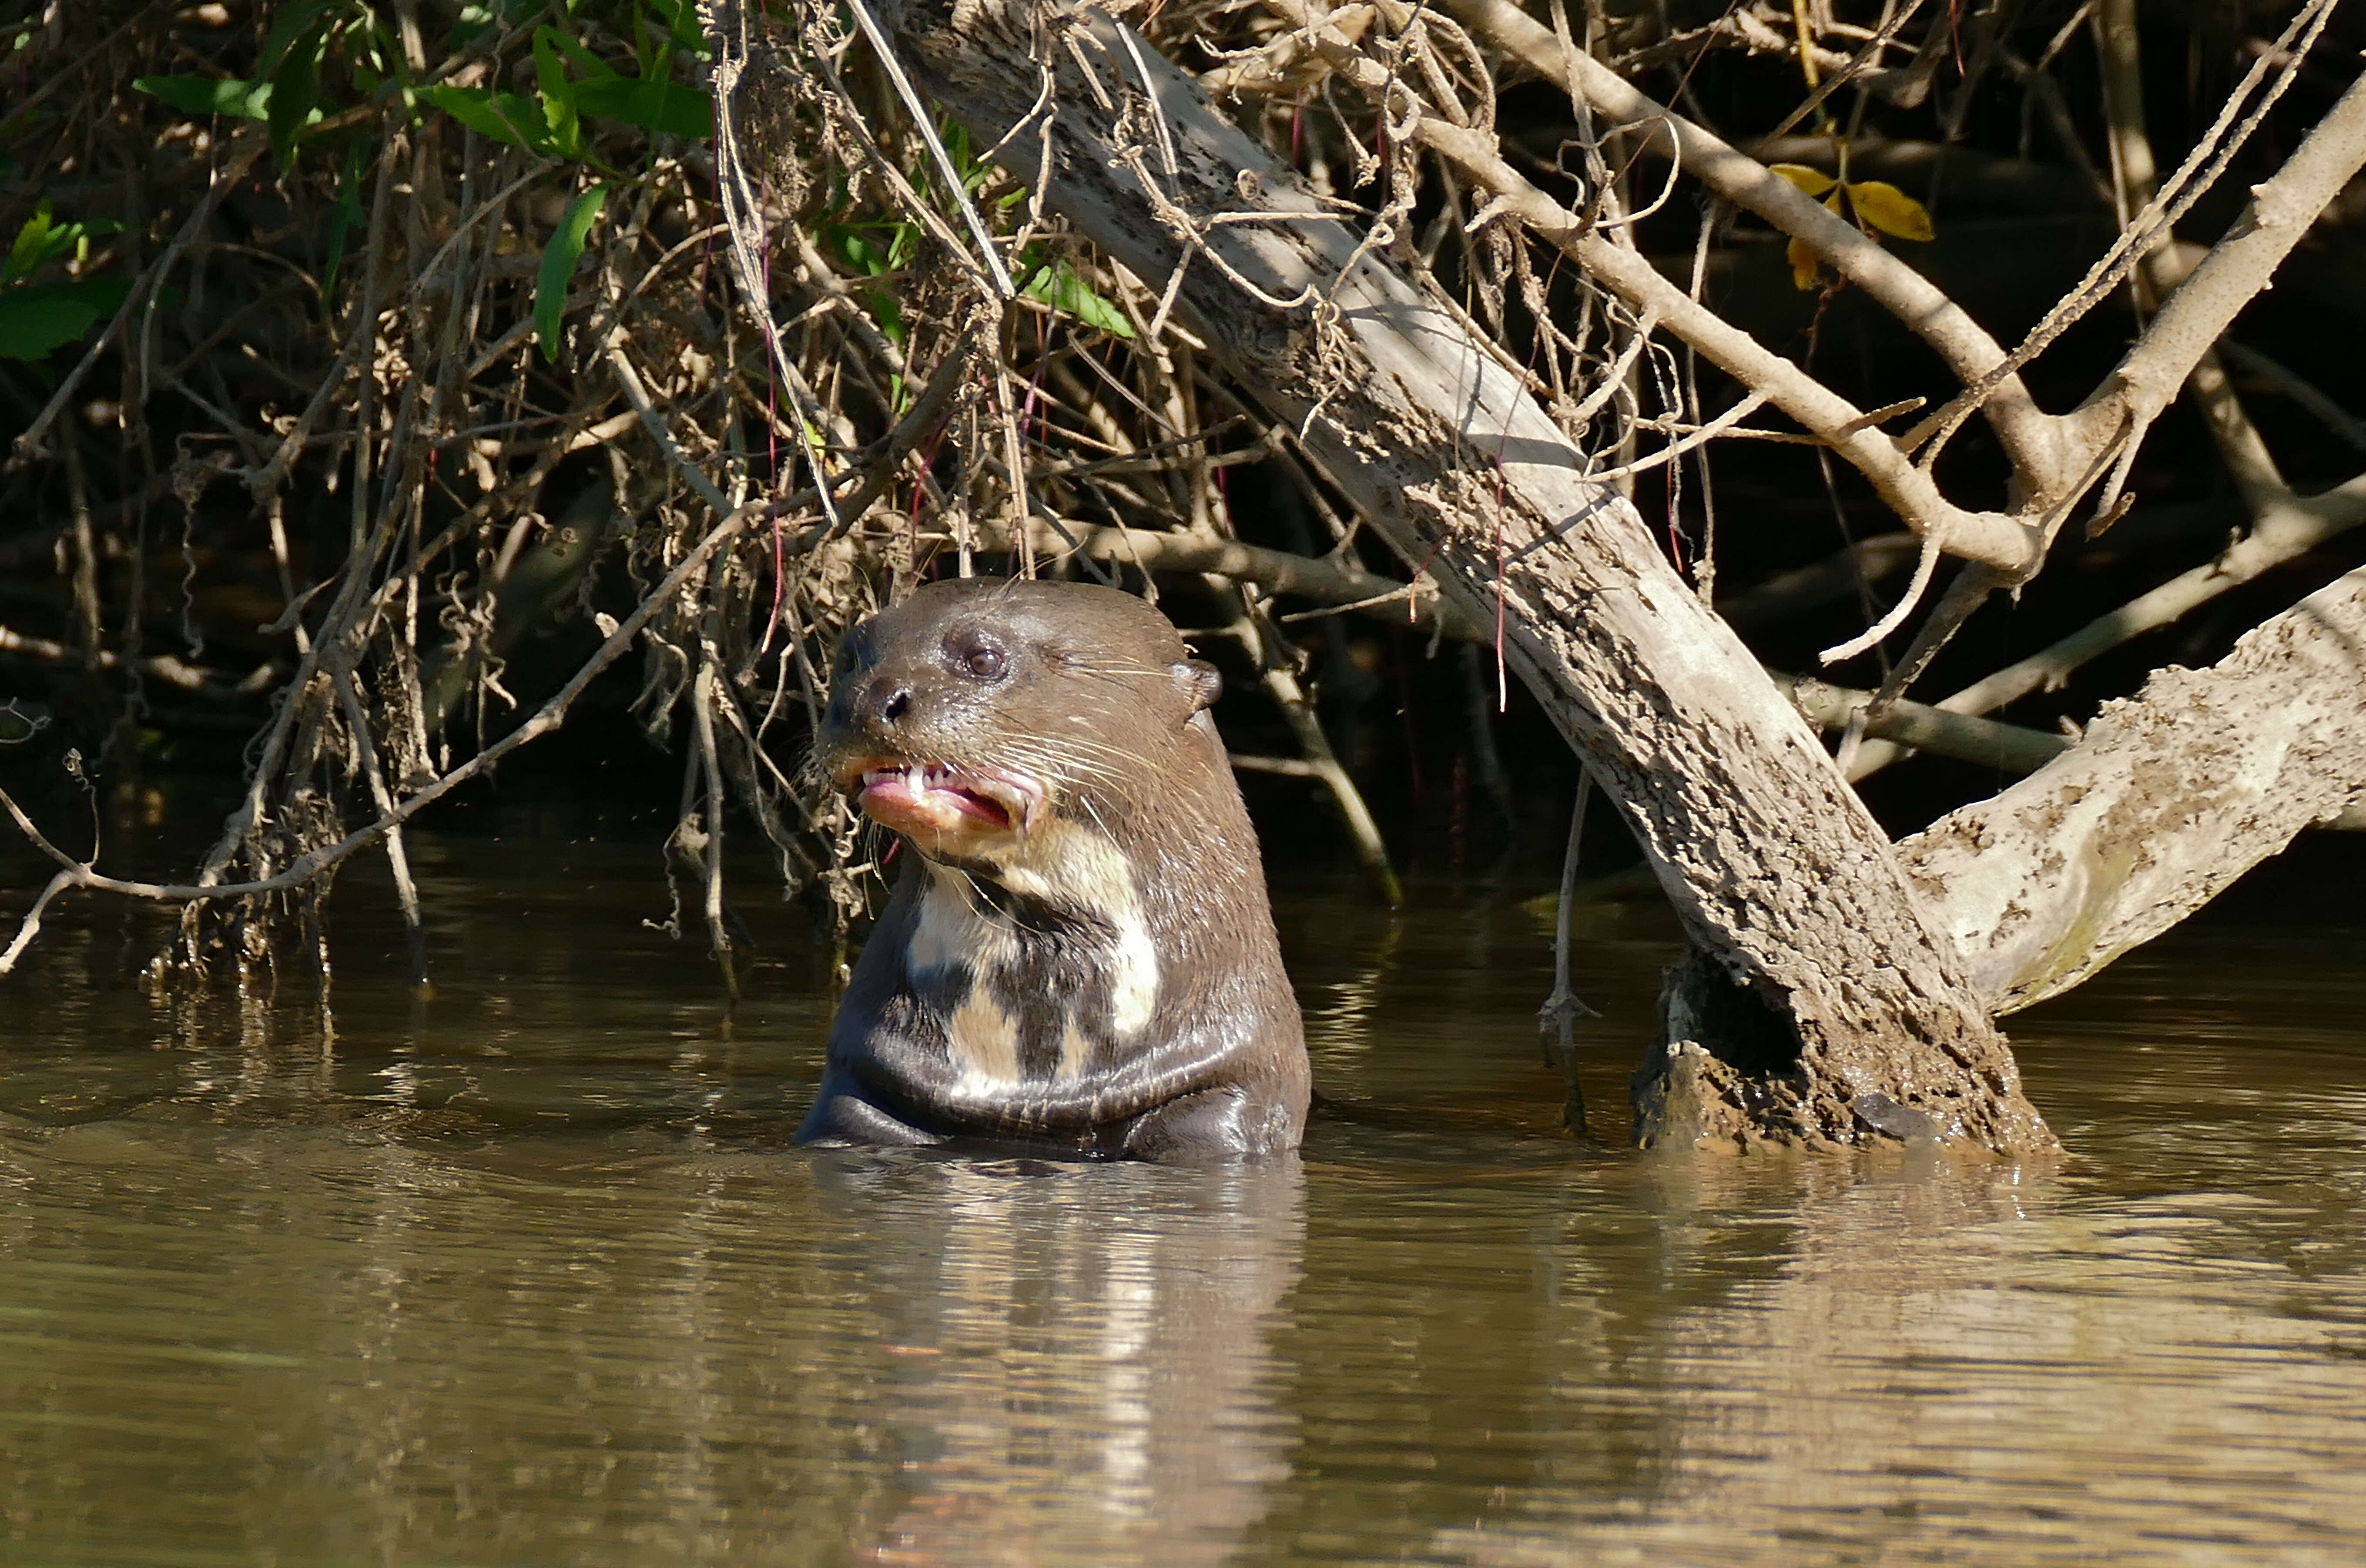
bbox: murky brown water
[2,833,2363,1566]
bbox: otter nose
[864,674,912,727]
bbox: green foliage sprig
[0,202,129,362]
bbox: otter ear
[1171,658,1223,713]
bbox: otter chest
[902,834,1160,1092]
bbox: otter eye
[948,627,1009,681]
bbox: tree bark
[867,0,2051,1153]
[1904,561,2366,1015]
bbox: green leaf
[1020,258,1135,339]
[573,77,711,138]
[425,84,564,155]
[321,140,370,304]
[0,278,133,361]
[134,74,276,120]
[645,0,707,57]
[268,18,332,171]
[5,204,124,287]
[941,121,992,196]
[259,0,335,74]
[536,184,609,361]
[832,228,887,276]
[868,290,904,349]
[532,29,580,158]
[540,25,615,80]
[5,202,55,284]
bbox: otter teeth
[855,762,1040,831]
[858,764,957,790]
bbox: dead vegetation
[2,1,2361,1148]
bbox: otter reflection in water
[812,1153,1306,1566]
[799,577,1310,1162]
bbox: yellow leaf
[1787,191,1845,290]
[1787,234,1818,290]
[1768,162,1837,198]
[1845,180,1935,241]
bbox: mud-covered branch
[1904,560,2366,1015]
[997,513,2071,778]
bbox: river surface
[1,832,2363,1566]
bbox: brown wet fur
[799,577,1310,1163]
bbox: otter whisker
[986,736,1132,777]
[989,742,1145,780]
[989,744,1127,782]
[993,744,1143,811]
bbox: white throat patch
[908,821,1161,1063]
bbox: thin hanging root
[692,660,739,1000]
[335,668,428,987]
[1537,768,1599,1136]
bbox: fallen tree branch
[999,513,2071,776]
[1903,559,2366,1015]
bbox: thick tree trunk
[1904,561,2366,1015]
[865,1,2051,1153]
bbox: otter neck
[909,820,1162,1041]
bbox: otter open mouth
[850,762,1042,839]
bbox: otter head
[817,578,1223,870]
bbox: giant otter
[797,576,1310,1163]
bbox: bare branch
[2065,67,2366,463]
[1863,472,2366,772]
[1274,0,2045,575]
[1437,0,2061,485]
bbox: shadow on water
[1,831,2363,1565]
